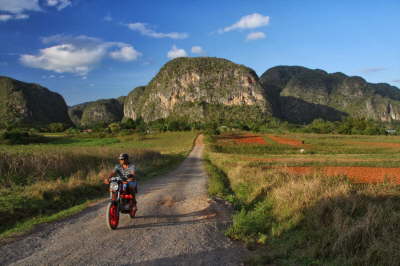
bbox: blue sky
[0,0,399,105]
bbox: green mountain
[123,57,272,124]
[68,98,124,127]
[260,66,400,123]
[0,76,71,128]
[4,60,400,129]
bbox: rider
[106,153,138,211]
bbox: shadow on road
[117,204,230,231]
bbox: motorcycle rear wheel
[106,202,119,230]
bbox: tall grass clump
[0,147,161,186]
[204,157,233,199]
[206,147,400,265]
[0,146,183,234]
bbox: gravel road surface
[0,135,248,265]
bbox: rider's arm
[129,165,136,176]
[104,166,119,184]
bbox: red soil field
[243,157,399,163]
[235,134,267,145]
[274,166,400,184]
[267,135,305,147]
[217,134,267,145]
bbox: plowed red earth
[243,157,398,163]
[217,134,267,145]
[267,135,304,147]
[274,166,400,184]
[235,134,267,145]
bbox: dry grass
[0,147,161,186]
[0,132,197,235]
[206,147,400,265]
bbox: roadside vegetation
[0,131,197,238]
[205,132,400,265]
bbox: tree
[48,123,65,133]
[108,122,121,133]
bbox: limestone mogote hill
[2,57,400,128]
[123,57,272,125]
[260,66,400,123]
[0,76,71,128]
[68,97,124,127]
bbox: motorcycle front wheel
[106,202,119,230]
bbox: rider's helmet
[118,153,129,160]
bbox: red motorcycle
[106,176,137,230]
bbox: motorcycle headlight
[110,182,119,191]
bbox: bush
[108,122,121,133]
[48,123,65,133]
[121,118,136,129]
[304,118,386,135]
[0,129,47,145]
[65,127,80,135]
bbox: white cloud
[167,45,187,59]
[0,0,71,22]
[0,0,39,21]
[127,22,188,39]
[0,13,28,21]
[104,14,112,22]
[220,13,270,33]
[0,0,41,14]
[14,13,28,19]
[46,0,71,11]
[191,46,205,54]
[20,44,103,75]
[0,14,11,21]
[246,32,266,41]
[110,46,141,61]
[20,34,142,75]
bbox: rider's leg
[128,180,138,210]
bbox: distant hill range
[0,76,71,128]
[2,57,400,128]
[260,66,400,123]
[68,97,124,127]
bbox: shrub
[108,122,121,133]
[48,122,65,133]
[0,129,47,145]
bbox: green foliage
[301,117,387,135]
[65,127,80,135]
[108,122,121,133]
[120,118,136,129]
[0,129,47,145]
[227,201,274,243]
[204,158,233,198]
[48,122,65,133]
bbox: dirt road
[0,135,248,265]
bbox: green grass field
[0,131,197,238]
[205,132,400,266]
